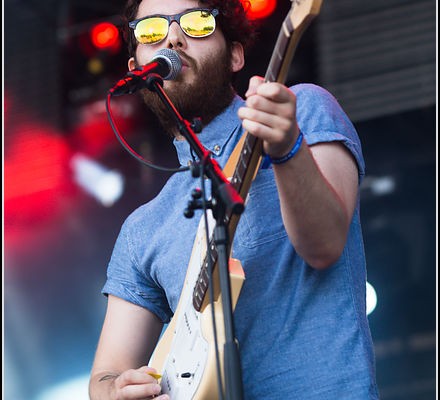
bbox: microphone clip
[145,73,164,90]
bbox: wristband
[265,130,304,165]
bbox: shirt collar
[173,95,245,167]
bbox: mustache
[174,50,196,69]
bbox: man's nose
[166,20,187,49]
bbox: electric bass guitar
[150,1,323,398]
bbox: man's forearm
[273,142,358,269]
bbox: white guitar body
[150,211,245,399]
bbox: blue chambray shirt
[103,84,379,399]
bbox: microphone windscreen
[153,48,182,80]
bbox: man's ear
[230,42,245,73]
[128,57,136,71]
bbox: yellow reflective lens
[180,10,216,38]
[135,17,168,44]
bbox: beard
[138,46,235,136]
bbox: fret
[239,149,250,171]
[237,135,257,177]
[200,267,208,287]
[231,139,252,187]
[231,174,242,188]
[192,240,218,310]
[265,24,291,82]
[244,133,257,153]
[209,240,217,262]
[242,138,252,159]
[193,265,208,310]
[194,289,202,308]
[235,156,248,185]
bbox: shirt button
[213,144,221,155]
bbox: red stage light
[245,0,277,19]
[4,125,75,225]
[91,22,120,50]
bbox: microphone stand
[145,74,244,400]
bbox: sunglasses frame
[129,8,219,45]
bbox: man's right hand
[106,366,169,400]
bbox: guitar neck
[193,0,323,312]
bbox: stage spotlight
[245,0,277,19]
[366,281,378,316]
[90,22,120,51]
[71,154,124,207]
[361,175,396,196]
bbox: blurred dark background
[4,0,436,399]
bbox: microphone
[109,49,182,96]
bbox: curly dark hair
[121,0,257,58]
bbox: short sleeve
[293,84,365,181]
[102,216,173,323]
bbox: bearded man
[89,1,379,399]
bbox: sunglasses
[129,8,219,45]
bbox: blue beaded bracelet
[265,130,304,165]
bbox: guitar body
[150,212,245,399]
